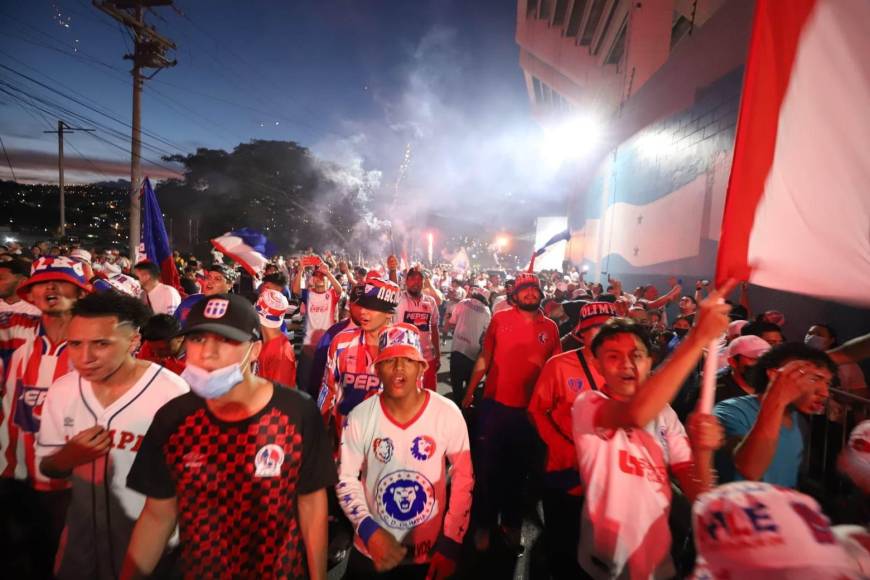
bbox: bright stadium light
[540,114,603,165]
[494,234,510,251]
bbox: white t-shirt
[302,288,340,347]
[492,296,512,315]
[448,298,491,360]
[571,390,693,579]
[395,293,439,361]
[145,282,181,316]
[338,391,474,564]
[36,363,188,579]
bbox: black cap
[179,293,261,342]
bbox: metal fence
[803,387,870,524]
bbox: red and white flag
[716,0,870,307]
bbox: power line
[0,134,17,182]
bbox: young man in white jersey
[294,259,343,393]
[528,301,616,579]
[394,268,440,391]
[37,292,188,579]
[338,323,473,579]
[571,280,735,579]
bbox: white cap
[693,481,859,579]
[727,335,771,360]
[255,289,289,328]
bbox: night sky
[0,1,538,188]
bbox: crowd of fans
[0,238,868,580]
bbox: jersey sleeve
[439,402,474,558]
[336,405,380,545]
[297,393,338,494]
[126,406,178,499]
[661,406,693,468]
[571,390,607,437]
[167,287,182,315]
[482,314,498,355]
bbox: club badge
[410,435,436,461]
[376,470,435,529]
[254,444,284,478]
[373,437,394,463]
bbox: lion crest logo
[410,435,436,461]
[376,470,435,529]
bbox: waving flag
[716,0,870,306]
[529,226,570,271]
[141,177,180,290]
[211,228,274,277]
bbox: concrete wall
[566,1,869,343]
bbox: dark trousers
[344,548,428,580]
[448,352,475,403]
[471,400,537,530]
[541,488,585,580]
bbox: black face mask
[673,327,689,338]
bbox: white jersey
[338,391,474,564]
[36,363,188,579]
[395,293,439,361]
[448,298,491,361]
[144,282,181,316]
[571,390,693,579]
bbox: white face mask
[804,334,832,351]
[181,345,253,400]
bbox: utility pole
[93,0,176,263]
[43,121,95,238]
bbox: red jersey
[136,342,186,376]
[256,334,297,387]
[482,307,561,408]
[0,326,71,490]
[528,347,605,494]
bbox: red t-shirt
[482,307,561,408]
[257,334,297,388]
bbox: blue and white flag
[210,228,275,278]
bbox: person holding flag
[132,261,180,316]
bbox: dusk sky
[0,0,560,216]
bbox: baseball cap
[375,323,428,368]
[255,289,289,329]
[355,275,400,313]
[838,420,870,494]
[727,319,749,340]
[180,293,261,342]
[693,481,860,579]
[512,272,541,294]
[92,273,143,299]
[575,301,618,332]
[17,255,91,299]
[727,335,771,360]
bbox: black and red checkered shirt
[127,385,336,579]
